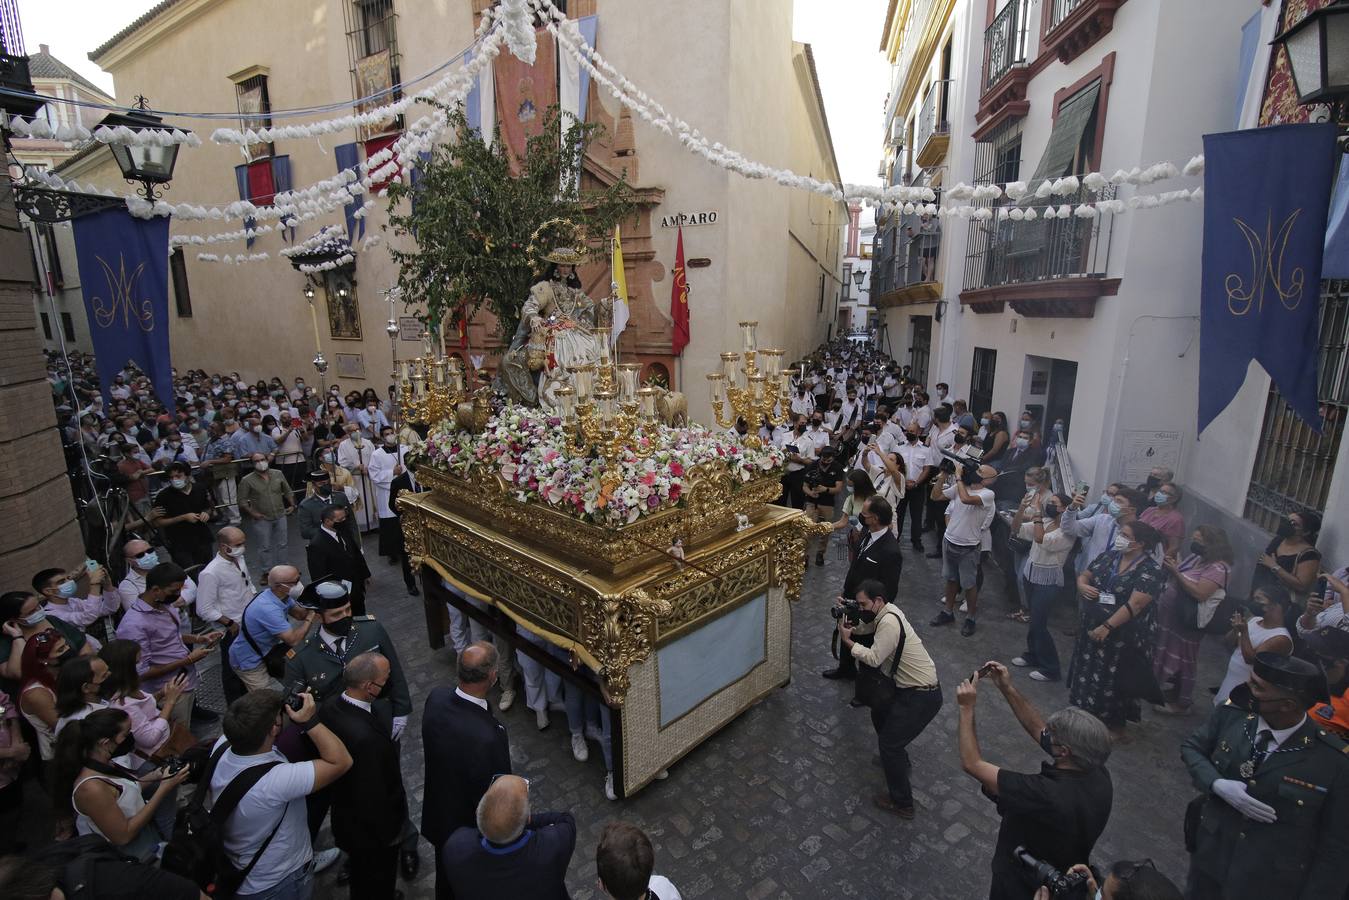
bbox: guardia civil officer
[284,576,419,880]
[1180,652,1349,900]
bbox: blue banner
[71,208,174,412]
[334,142,364,241]
[1199,123,1338,433]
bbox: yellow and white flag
[611,225,630,346]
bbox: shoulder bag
[240,590,289,679]
[855,612,905,709]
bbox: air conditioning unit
[890,117,904,145]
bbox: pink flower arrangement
[418,405,785,526]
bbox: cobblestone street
[200,522,1227,898]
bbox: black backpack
[160,743,283,898]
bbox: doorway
[970,347,997,419]
[1020,355,1078,442]
[909,316,932,387]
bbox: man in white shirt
[789,385,816,416]
[197,527,255,704]
[775,415,816,510]
[209,690,350,896]
[596,820,683,900]
[803,412,832,456]
[894,427,934,550]
[911,394,933,432]
[118,539,198,613]
[930,464,997,637]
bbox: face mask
[227,545,246,559]
[1246,600,1268,618]
[1189,540,1205,556]
[254,461,269,472]
[317,484,332,496]
[384,436,397,446]
[1276,519,1296,538]
[288,582,304,600]
[1097,492,1112,507]
[58,579,79,598]
[1019,419,1031,429]
[980,418,989,427]
[137,550,160,569]
[1153,491,1169,506]
[325,616,353,637]
[321,452,335,464]
[171,478,187,490]
[1113,533,1133,552]
[112,734,137,758]
[953,433,966,446]
[251,424,262,434]
[906,433,919,443]
[1107,500,1123,518]
[22,609,47,627]
[1043,504,1059,519]
[1015,437,1029,449]
[328,401,339,409]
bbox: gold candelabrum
[706,321,790,449]
[398,332,492,431]
[557,326,661,468]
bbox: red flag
[457,308,468,352]
[670,226,690,356]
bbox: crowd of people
[778,338,1349,899]
[6,340,1349,898]
[1,352,682,900]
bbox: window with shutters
[170,248,193,317]
[233,72,272,162]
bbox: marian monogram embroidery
[90,254,155,332]
[1225,210,1306,316]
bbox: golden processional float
[396,249,827,798]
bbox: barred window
[1245,280,1349,530]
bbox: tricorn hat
[297,575,352,611]
[1253,651,1330,705]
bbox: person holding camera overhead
[956,662,1114,900]
[930,462,998,637]
[837,578,940,819]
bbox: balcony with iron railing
[977,0,1033,136]
[1041,0,1127,65]
[959,184,1120,317]
[0,0,41,120]
[915,80,952,169]
[872,208,943,309]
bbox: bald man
[422,642,512,900]
[197,526,256,704]
[930,462,999,637]
[440,774,575,899]
[228,565,314,692]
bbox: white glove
[391,715,407,742]
[1212,778,1278,823]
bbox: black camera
[831,599,875,627]
[282,681,309,712]
[1014,847,1092,899]
[938,448,985,486]
[163,756,189,775]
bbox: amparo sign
[659,211,719,228]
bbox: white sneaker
[498,688,516,712]
[571,732,589,762]
[1029,670,1056,683]
[1011,657,1030,668]
[313,847,342,874]
[584,723,604,743]
[535,708,550,731]
[604,772,617,801]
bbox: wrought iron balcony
[915,80,952,168]
[959,185,1120,317]
[1042,0,1127,65]
[984,0,1031,93]
[872,211,942,309]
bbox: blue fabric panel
[657,593,766,727]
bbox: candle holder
[706,321,789,448]
[398,351,474,426]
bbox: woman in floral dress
[1068,520,1166,741]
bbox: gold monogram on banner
[1226,209,1306,316]
[90,255,155,332]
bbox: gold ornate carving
[581,588,671,707]
[400,502,426,570]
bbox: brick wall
[0,186,83,592]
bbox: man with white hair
[229,565,315,693]
[956,661,1114,900]
[439,774,576,898]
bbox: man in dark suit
[824,495,903,681]
[320,652,409,900]
[387,461,422,597]
[306,503,372,615]
[993,425,1046,505]
[440,775,575,899]
[421,642,511,900]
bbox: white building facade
[876,0,1349,583]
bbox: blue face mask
[1153,491,1169,506]
[1107,500,1123,518]
[57,579,78,599]
[137,550,160,570]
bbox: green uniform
[283,615,411,718]
[1181,703,1349,899]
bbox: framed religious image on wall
[325,269,362,340]
[335,353,366,379]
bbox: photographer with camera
[823,496,902,683]
[837,579,940,819]
[930,461,998,636]
[956,662,1114,900]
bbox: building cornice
[894,0,956,124]
[795,43,843,190]
[89,0,213,72]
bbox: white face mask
[1113,533,1133,552]
[170,478,187,490]
[288,582,304,599]
[226,545,246,559]
[254,461,269,472]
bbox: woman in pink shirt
[100,639,187,765]
[1140,482,1186,556]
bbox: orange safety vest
[1309,689,1349,738]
